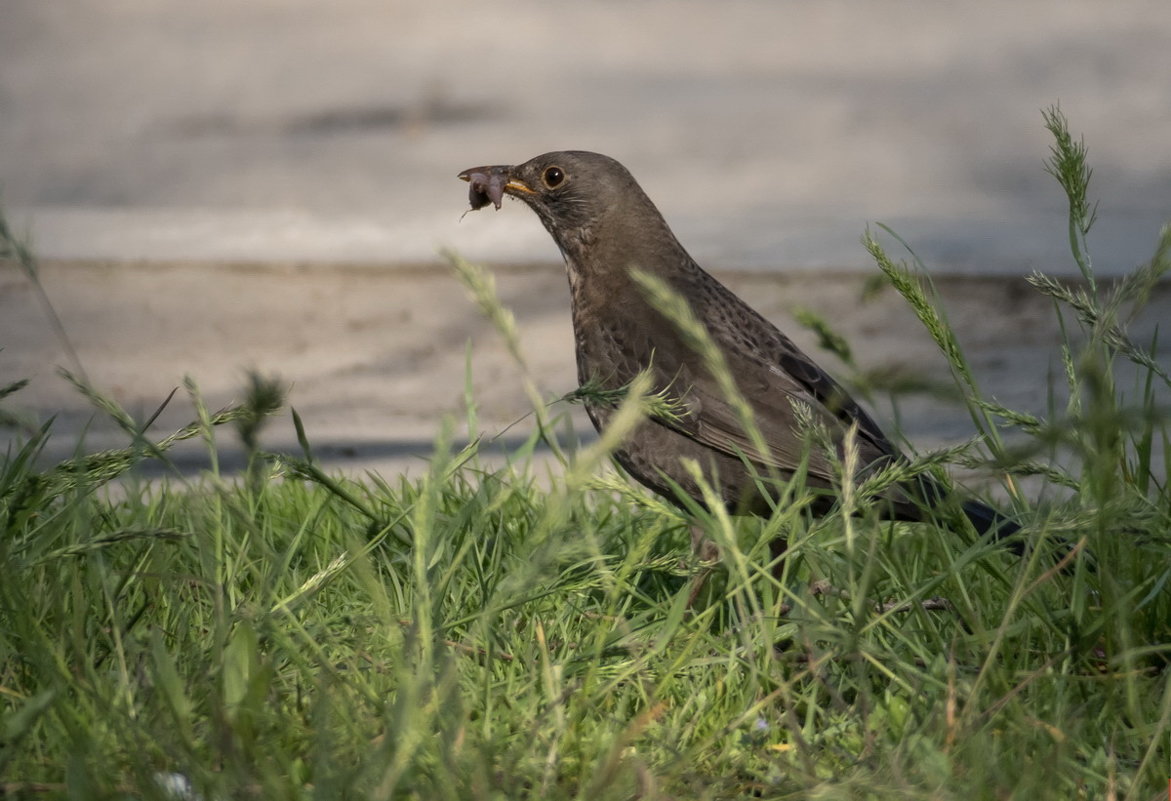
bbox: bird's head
[459,151,658,253]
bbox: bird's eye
[542,166,565,188]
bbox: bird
[457,151,1021,565]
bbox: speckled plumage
[458,151,1019,544]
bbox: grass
[2,107,1170,800]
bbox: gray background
[3,0,1169,274]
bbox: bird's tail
[960,499,1025,555]
[910,474,1023,554]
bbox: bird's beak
[458,165,535,211]
[504,178,535,195]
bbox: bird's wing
[642,329,898,485]
[655,351,889,482]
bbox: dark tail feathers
[961,499,1025,555]
[911,474,1025,556]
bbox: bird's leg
[686,527,791,608]
[768,536,788,580]
[684,524,721,608]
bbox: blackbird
[458,151,1020,554]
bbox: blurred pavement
[3,0,1170,274]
